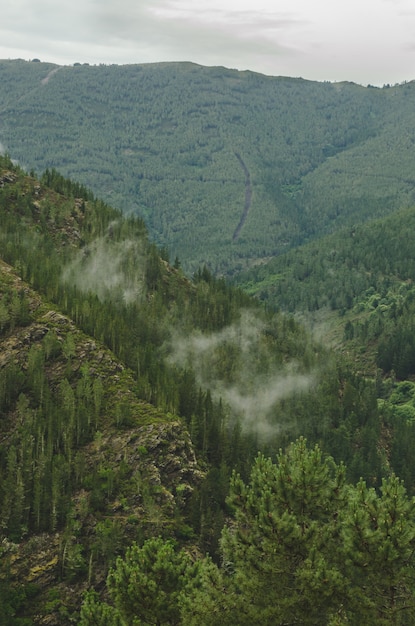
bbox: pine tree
[80,537,201,626]
[80,439,415,625]
[341,475,415,624]
[216,438,349,625]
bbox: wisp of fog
[168,310,316,437]
[61,235,145,304]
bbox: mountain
[0,159,208,623]
[0,254,204,619]
[2,156,415,621]
[1,59,415,276]
[0,155,344,624]
[233,202,415,377]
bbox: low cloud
[62,239,316,436]
[221,372,314,437]
[62,234,146,304]
[168,310,316,436]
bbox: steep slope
[1,59,414,275]
[0,256,203,624]
[0,156,326,623]
[5,155,415,623]
[0,157,210,623]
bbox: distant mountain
[1,59,415,275]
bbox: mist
[62,237,318,437]
[61,234,146,304]
[168,310,316,436]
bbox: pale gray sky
[1,0,415,85]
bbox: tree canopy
[82,438,415,625]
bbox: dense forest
[2,153,415,624]
[233,201,415,380]
[1,60,415,275]
[80,439,415,626]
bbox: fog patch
[221,371,314,430]
[62,236,146,304]
[168,310,316,436]
[171,310,263,371]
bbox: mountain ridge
[0,211,204,624]
[1,59,414,275]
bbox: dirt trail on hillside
[41,67,62,85]
[232,152,252,242]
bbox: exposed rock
[0,171,17,187]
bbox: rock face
[5,420,203,626]
[0,171,17,187]
[0,260,204,625]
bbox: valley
[1,60,415,624]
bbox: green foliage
[79,592,124,626]
[0,545,36,625]
[0,284,32,335]
[1,61,415,275]
[235,199,415,383]
[0,580,35,626]
[80,537,200,626]
[3,130,415,625]
[213,439,349,625]
[85,440,415,625]
[342,475,415,623]
[0,160,399,561]
[235,203,415,314]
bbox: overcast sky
[1,0,415,85]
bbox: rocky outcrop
[0,261,204,625]
[0,171,17,187]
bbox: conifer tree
[340,475,415,624]
[183,439,415,625]
[80,537,201,626]
[208,438,349,625]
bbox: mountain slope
[0,156,213,623]
[0,155,333,623]
[4,155,415,623]
[1,60,415,275]
[0,255,203,624]
[233,202,415,376]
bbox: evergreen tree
[341,475,415,624]
[80,537,201,626]
[183,439,415,625]
[207,438,349,625]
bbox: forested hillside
[2,156,415,624]
[1,59,415,275]
[234,202,415,379]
